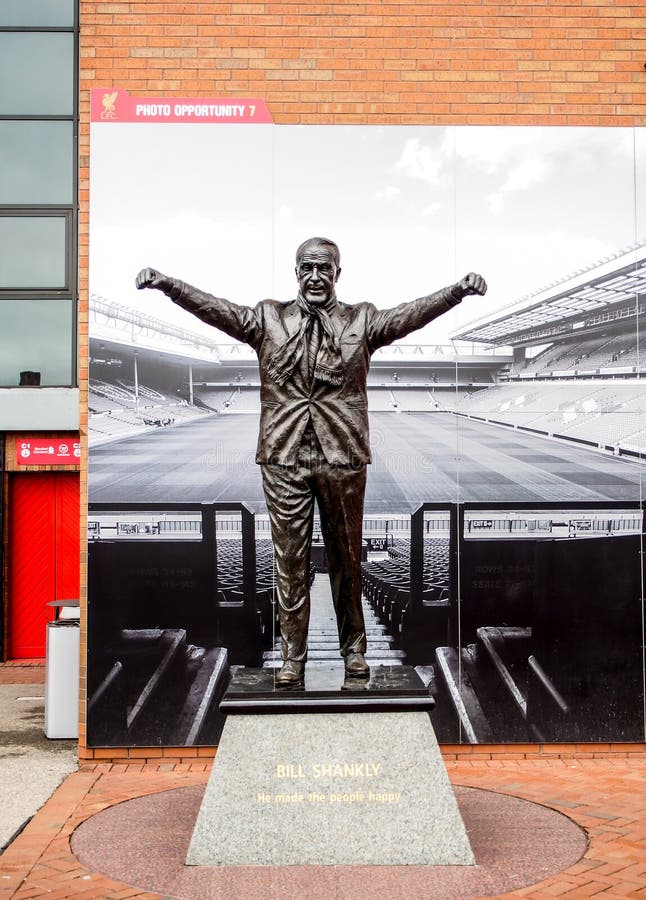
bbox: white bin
[44,600,80,739]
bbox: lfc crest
[100,90,118,120]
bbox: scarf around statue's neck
[266,291,345,387]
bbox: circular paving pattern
[71,784,587,900]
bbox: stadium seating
[228,390,261,412]
[574,332,637,369]
[366,368,453,385]
[509,332,641,378]
[361,536,450,659]
[194,387,237,411]
[195,387,262,413]
[89,377,208,444]
[454,381,646,453]
[366,387,399,411]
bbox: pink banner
[17,438,81,465]
[91,89,272,124]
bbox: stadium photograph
[87,121,646,747]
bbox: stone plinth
[186,667,474,867]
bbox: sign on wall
[17,437,81,465]
[91,89,273,124]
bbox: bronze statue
[136,238,486,687]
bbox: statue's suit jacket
[165,279,459,466]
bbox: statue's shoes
[344,651,370,678]
[275,659,305,688]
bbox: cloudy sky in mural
[90,124,645,345]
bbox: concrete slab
[0,683,77,851]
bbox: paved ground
[0,664,77,853]
[69,783,587,898]
[1,752,645,898]
[1,663,645,899]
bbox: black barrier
[400,501,645,742]
[87,501,267,747]
[432,500,645,744]
[87,498,645,746]
[532,533,643,742]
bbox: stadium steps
[262,574,405,668]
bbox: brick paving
[1,657,644,897]
[0,664,45,685]
[0,754,644,899]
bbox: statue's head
[295,237,341,306]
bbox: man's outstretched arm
[366,272,487,352]
[135,268,263,349]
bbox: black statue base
[220,664,435,714]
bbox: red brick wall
[79,2,646,126]
[77,1,646,760]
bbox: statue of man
[136,238,486,687]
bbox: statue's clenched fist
[135,268,170,291]
[454,272,487,300]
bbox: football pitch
[89,411,645,512]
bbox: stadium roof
[90,296,223,364]
[90,295,511,366]
[452,240,646,347]
[215,343,510,364]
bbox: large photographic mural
[88,94,646,746]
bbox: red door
[8,473,80,659]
